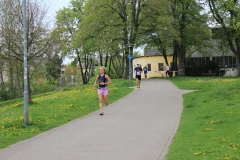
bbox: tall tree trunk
[104,53,108,68]
[0,62,4,91]
[124,28,129,79]
[161,48,168,65]
[16,61,22,97]
[172,46,178,71]
[174,40,185,76]
[9,62,14,98]
[76,50,84,84]
[178,52,186,76]
[0,73,4,91]
[99,51,103,66]
[108,56,112,76]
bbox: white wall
[223,68,238,76]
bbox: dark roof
[146,49,162,56]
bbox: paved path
[0,79,193,160]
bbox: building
[186,51,238,76]
[132,49,176,78]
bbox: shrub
[32,83,57,95]
[185,61,220,76]
[0,90,12,101]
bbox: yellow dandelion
[2,126,4,129]
[205,128,212,131]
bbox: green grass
[0,79,135,149]
[165,77,240,160]
[2,76,240,159]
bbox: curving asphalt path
[0,79,194,160]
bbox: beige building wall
[132,55,174,78]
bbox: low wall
[224,68,238,76]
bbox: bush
[0,90,12,101]
[186,61,220,76]
[32,83,57,95]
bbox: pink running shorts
[97,88,109,96]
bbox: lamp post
[23,0,28,125]
[128,43,132,82]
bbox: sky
[48,0,72,64]
[49,0,71,16]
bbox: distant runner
[134,64,143,90]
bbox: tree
[0,0,58,101]
[46,54,62,84]
[137,0,178,66]
[207,0,240,76]
[55,0,95,84]
[78,0,151,79]
[170,0,210,76]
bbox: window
[229,56,232,67]
[147,64,151,71]
[197,58,201,65]
[224,57,228,67]
[212,57,216,62]
[219,57,223,67]
[202,58,205,64]
[158,63,164,71]
[206,57,210,63]
[233,57,237,67]
[186,59,191,67]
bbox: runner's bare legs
[103,94,108,106]
[98,92,103,113]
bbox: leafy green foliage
[45,54,62,84]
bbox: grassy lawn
[166,77,240,160]
[0,79,135,149]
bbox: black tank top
[98,74,107,88]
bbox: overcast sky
[48,0,72,64]
[48,0,71,17]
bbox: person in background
[93,66,112,116]
[166,64,170,78]
[134,64,143,90]
[143,66,148,78]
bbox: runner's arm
[105,75,112,85]
[93,76,99,88]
